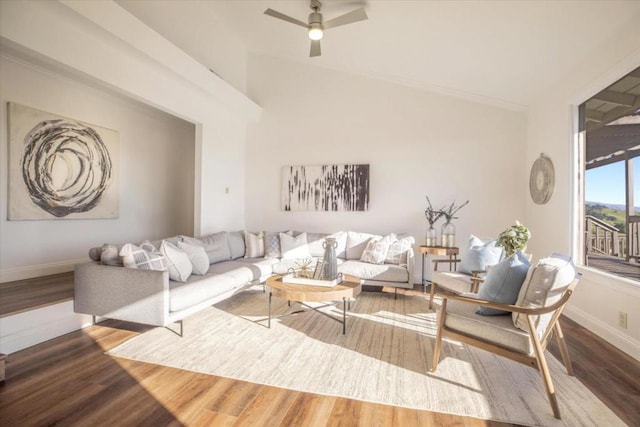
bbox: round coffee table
[265,274,362,334]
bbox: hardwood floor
[1,279,639,426]
[0,272,74,317]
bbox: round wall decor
[529,154,554,205]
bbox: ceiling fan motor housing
[309,11,323,26]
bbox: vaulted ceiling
[117,0,640,110]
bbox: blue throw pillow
[476,250,531,315]
[459,235,504,274]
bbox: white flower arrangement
[496,221,531,257]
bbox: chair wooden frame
[431,276,579,419]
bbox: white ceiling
[117,0,640,110]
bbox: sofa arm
[406,247,415,286]
[74,262,170,327]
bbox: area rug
[107,288,624,426]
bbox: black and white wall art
[282,164,369,211]
[8,103,119,220]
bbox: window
[579,66,640,282]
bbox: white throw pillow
[177,241,209,276]
[160,240,193,282]
[512,254,575,333]
[386,235,415,265]
[119,243,167,271]
[360,238,391,264]
[280,232,311,259]
[244,231,265,258]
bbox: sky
[585,157,640,206]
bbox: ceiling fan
[264,0,368,57]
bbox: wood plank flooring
[1,278,639,426]
[0,271,74,317]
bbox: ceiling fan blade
[310,39,321,57]
[264,8,309,28]
[323,8,367,30]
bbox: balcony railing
[585,215,625,257]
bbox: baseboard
[564,305,640,362]
[0,300,92,354]
[0,258,87,283]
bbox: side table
[419,245,459,292]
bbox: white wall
[245,54,527,283]
[0,54,195,278]
[525,17,640,360]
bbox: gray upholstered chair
[431,254,580,419]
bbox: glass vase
[441,221,456,247]
[425,226,437,246]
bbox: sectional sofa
[74,230,415,328]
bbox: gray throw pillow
[227,231,246,259]
[476,251,531,315]
[198,232,231,264]
[88,247,102,261]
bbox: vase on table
[322,237,338,280]
[441,221,456,247]
[425,226,437,246]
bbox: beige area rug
[108,288,624,427]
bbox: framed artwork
[8,103,119,220]
[282,164,369,211]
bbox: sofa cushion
[169,273,239,312]
[476,251,531,315]
[236,258,280,281]
[280,232,311,259]
[160,241,192,282]
[360,238,391,264]
[338,260,408,283]
[459,235,503,275]
[227,231,246,259]
[150,235,182,251]
[197,232,231,264]
[346,231,381,260]
[177,241,209,276]
[306,232,330,257]
[445,299,533,354]
[119,243,167,271]
[244,231,265,258]
[513,254,575,333]
[386,235,414,265]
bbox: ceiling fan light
[308,25,323,40]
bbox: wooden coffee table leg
[343,297,347,334]
[268,291,272,328]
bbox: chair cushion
[476,251,531,315]
[459,235,503,274]
[339,260,408,283]
[512,254,575,333]
[445,299,533,354]
[432,271,474,294]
